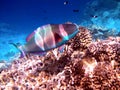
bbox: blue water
[0,0,120,62]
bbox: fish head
[58,23,79,40]
[52,23,79,47]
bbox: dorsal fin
[26,31,35,42]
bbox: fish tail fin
[9,43,26,58]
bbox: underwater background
[0,0,120,63]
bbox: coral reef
[82,0,120,37]
[0,27,120,90]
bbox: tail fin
[9,43,26,58]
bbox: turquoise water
[0,0,120,62]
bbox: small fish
[13,23,79,58]
[73,9,79,12]
[64,1,69,5]
[90,15,98,18]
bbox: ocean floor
[0,26,119,89]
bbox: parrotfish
[15,23,79,57]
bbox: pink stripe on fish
[43,24,56,49]
[59,24,68,40]
[35,28,45,51]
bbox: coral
[0,27,120,90]
[87,37,120,63]
[67,26,92,51]
[87,25,116,40]
[81,0,120,37]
